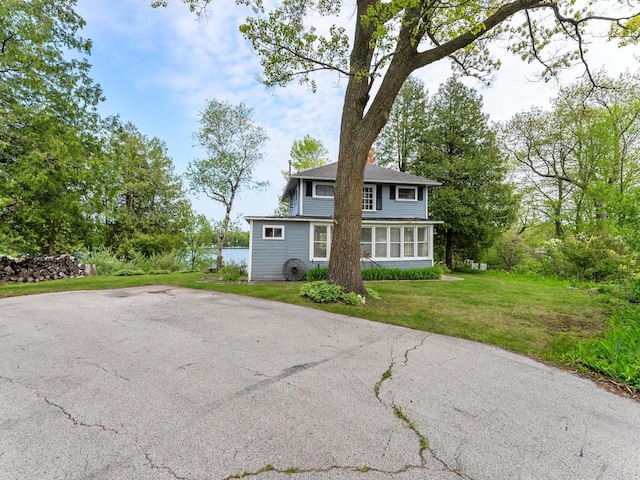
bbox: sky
[74,0,639,224]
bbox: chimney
[367,148,375,165]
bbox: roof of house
[282,161,440,198]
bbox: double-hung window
[360,227,373,257]
[362,186,374,211]
[312,225,331,259]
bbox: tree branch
[260,38,351,77]
[414,0,544,69]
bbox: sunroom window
[360,227,372,257]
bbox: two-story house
[245,159,441,281]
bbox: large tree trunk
[328,140,369,295]
[327,1,414,294]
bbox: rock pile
[0,255,94,284]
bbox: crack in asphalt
[145,453,193,480]
[41,396,120,434]
[85,362,130,381]
[221,463,426,479]
[376,336,475,480]
[374,336,430,468]
[221,335,475,480]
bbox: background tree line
[375,72,640,283]
[0,1,255,271]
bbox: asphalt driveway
[1,285,639,479]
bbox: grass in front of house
[0,271,611,364]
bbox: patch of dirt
[147,288,175,295]
[108,290,132,298]
[537,314,605,334]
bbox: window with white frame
[312,225,331,259]
[417,227,429,257]
[396,186,418,201]
[362,186,374,210]
[389,227,401,258]
[366,226,430,260]
[314,183,334,198]
[375,227,387,258]
[317,224,431,261]
[263,225,284,240]
[360,227,372,257]
[403,227,415,257]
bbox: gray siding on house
[250,220,310,281]
[301,196,334,216]
[249,218,436,281]
[300,184,428,219]
[364,185,427,219]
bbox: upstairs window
[396,186,418,201]
[362,186,374,210]
[314,183,335,198]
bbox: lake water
[216,248,249,265]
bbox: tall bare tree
[185,100,268,270]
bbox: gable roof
[283,162,440,196]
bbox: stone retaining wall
[0,255,94,284]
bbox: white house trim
[299,179,304,215]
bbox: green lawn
[0,271,612,365]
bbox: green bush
[113,269,146,276]
[562,233,635,283]
[342,291,366,305]
[305,267,328,281]
[300,281,372,305]
[219,260,248,281]
[300,281,343,303]
[305,266,441,282]
[130,250,184,273]
[82,247,126,276]
[629,278,640,304]
[366,288,381,300]
[564,306,640,392]
[82,247,187,276]
[362,266,441,281]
